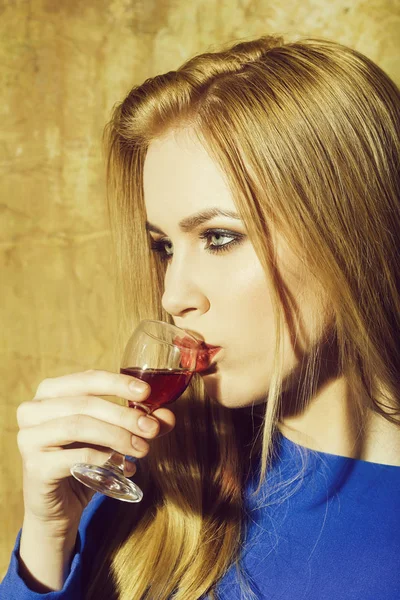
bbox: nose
[161,255,210,319]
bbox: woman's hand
[17,369,176,538]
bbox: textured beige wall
[1,0,399,578]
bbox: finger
[123,456,137,477]
[17,395,161,440]
[33,369,151,403]
[23,448,136,482]
[148,407,176,437]
[17,415,150,458]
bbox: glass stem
[102,451,126,475]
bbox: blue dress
[2,432,400,599]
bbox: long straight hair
[87,35,400,599]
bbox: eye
[149,228,245,261]
[200,229,244,254]
[150,238,174,261]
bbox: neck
[278,375,400,466]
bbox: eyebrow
[146,208,241,235]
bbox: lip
[196,343,222,373]
[173,333,221,372]
[201,343,221,358]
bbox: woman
[2,34,400,599]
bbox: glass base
[70,463,143,503]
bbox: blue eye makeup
[199,228,244,253]
[150,228,245,261]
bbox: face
[143,129,328,408]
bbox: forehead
[143,129,236,219]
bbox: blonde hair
[87,35,400,599]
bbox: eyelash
[150,229,244,261]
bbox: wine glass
[70,320,200,502]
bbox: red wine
[120,367,193,410]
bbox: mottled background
[1,0,399,578]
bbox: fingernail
[138,415,158,433]
[129,379,149,394]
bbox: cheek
[202,240,332,407]
[203,253,311,407]
[209,246,272,314]
[205,247,275,364]
[222,257,275,345]
[205,256,279,403]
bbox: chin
[202,374,266,409]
